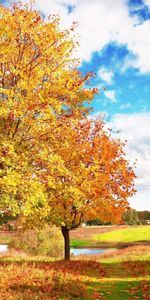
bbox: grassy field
[70,225,150,248]
[0,245,150,300]
[95,226,150,243]
[71,239,90,248]
[70,225,124,248]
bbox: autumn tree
[25,118,136,260]
[0,1,136,261]
[0,1,95,213]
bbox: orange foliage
[0,1,95,213]
[33,118,136,229]
[0,1,136,260]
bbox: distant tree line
[86,219,112,226]
[137,210,150,224]
[1,209,150,230]
[122,209,140,225]
[86,209,150,226]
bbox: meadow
[70,225,150,248]
[94,226,150,243]
[0,225,150,300]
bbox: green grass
[87,278,150,300]
[70,239,91,248]
[94,226,150,243]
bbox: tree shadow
[0,259,150,279]
[8,276,88,300]
[7,276,150,300]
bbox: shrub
[10,225,63,258]
[122,209,140,225]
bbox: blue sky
[80,44,150,116]
[2,0,150,210]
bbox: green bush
[10,225,63,258]
[86,219,111,225]
[122,209,140,225]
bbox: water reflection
[0,245,8,253]
[71,248,111,256]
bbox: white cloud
[7,0,150,73]
[88,111,150,210]
[144,0,150,8]
[104,90,117,103]
[98,67,113,84]
[129,191,150,211]
[107,112,150,210]
[38,0,150,73]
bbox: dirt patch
[0,231,16,238]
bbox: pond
[70,248,112,256]
[0,244,8,253]
[0,245,113,256]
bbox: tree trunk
[61,226,70,261]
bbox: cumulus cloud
[98,67,114,84]
[144,0,150,8]
[104,90,117,103]
[29,0,150,73]
[6,0,150,73]
[108,112,150,210]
